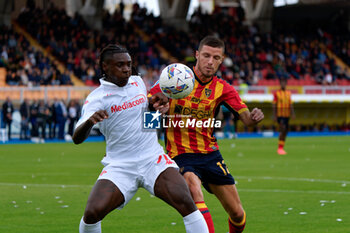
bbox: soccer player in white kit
[73,44,209,233]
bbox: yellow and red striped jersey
[273,89,292,117]
[149,69,248,158]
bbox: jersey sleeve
[75,94,103,128]
[221,81,248,115]
[148,81,161,98]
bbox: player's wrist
[87,118,96,126]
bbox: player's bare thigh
[208,183,244,221]
[84,179,125,223]
[154,168,197,216]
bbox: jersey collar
[100,77,134,87]
[193,66,214,86]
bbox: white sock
[183,210,209,233]
[79,216,101,233]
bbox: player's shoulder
[216,76,231,85]
[88,85,103,96]
[130,75,142,82]
[130,75,146,89]
[215,76,237,91]
[85,85,105,103]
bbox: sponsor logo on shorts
[100,170,107,176]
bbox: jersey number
[216,160,230,175]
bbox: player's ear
[102,61,108,72]
[195,50,199,60]
[220,54,225,64]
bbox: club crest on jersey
[205,88,212,98]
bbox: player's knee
[176,191,197,213]
[83,207,103,224]
[229,206,245,222]
[182,190,197,206]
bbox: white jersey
[76,76,164,165]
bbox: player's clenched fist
[89,110,109,124]
[250,108,264,122]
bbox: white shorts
[97,153,178,209]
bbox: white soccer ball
[159,63,195,99]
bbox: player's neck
[194,66,213,84]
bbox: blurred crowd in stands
[15,3,167,89]
[0,2,346,89]
[0,26,72,86]
[134,4,350,86]
[1,96,80,142]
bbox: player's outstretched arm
[72,110,108,144]
[239,108,264,127]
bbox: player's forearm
[148,97,156,111]
[241,117,258,127]
[72,119,94,144]
[239,109,264,126]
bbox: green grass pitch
[0,136,349,233]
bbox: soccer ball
[159,63,195,99]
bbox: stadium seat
[0,68,6,86]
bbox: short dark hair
[198,35,225,53]
[99,44,129,75]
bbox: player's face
[103,53,132,87]
[196,45,224,78]
[280,79,287,90]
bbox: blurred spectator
[53,99,67,140]
[37,100,50,141]
[6,70,20,85]
[29,100,39,138]
[2,97,14,140]
[19,98,30,140]
[47,100,55,139]
[67,99,80,136]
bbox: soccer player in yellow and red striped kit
[273,78,295,155]
[150,36,264,233]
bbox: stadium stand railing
[0,86,94,102]
[1,85,350,102]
